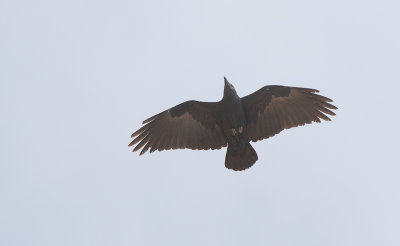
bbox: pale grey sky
[1,0,399,245]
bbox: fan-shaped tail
[225,142,258,171]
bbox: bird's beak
[224,77,229,86]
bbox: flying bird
[129,77,337,171]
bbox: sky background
[1,0,400,245]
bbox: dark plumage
[129,77,337,171]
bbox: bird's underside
[129,78,337,171]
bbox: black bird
[129,77,337,171]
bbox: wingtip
[143,112,163,124]
[300,87,319,93]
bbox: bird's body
[221,81,246,146]
[129,77,337,171]
[219,80,258,170]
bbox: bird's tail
[225,142,258,171]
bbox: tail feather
[225,142,258,171]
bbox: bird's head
[223,77,238,98]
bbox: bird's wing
[129,100,227,154]
[241,86,337,142]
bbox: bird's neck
[223,89,239,101]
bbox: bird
[129,77,337,171]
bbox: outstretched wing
[241,85,337,142]
[129,100,227,154]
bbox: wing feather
[242,86,337,142]
[129,100,227,154]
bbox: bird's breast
[220,99,247,142]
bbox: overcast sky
[1,0,400,245]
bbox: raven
[129,77,337,171]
